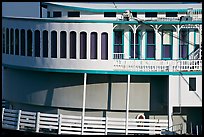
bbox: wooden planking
[85,116,106,121]
[61,123,81,127]
[61,127,82,131]
[3,120,17,126]
[60,130,81,135]
[40,113,58,118]
[20,115,36,120]
[83,128,105,133]
[84,124,105,128]
[20,119,36,124]
[4,113,18,117]
[2,124,17,130]
[39,125,58,129]
[40,117,58,122]
[39,121,59,126]
[20,123,36,128]
[83,132,105,135]
[4,109,18,113]
[21,111,36,116]
[84,120,105,124]
[3,116,18,121]
[61,115,81,119]
[61,119,81,124]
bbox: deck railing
[113,59,202,72]
[2,108,168,135]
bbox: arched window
[10,28,14,55]
[20,29,25,56]
[80,32,87,59]
[43,30,48,57]
[51,31,57,58]
[70,31,76,59]
[35,30,40,57]
[2,28,5,53]
[15,29,19,55]
[6,28,9,54]
[101,32,108,60]
[60,31,67,58]
[90,32,97,59]
[27,30,32,56]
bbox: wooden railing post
[2,108,5,123]
[105,117,108,135]
[58,114,62,134]
[16,110,21,130]
[36,112,40,132]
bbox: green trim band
[42,2,202,13]
[2,64,202,76]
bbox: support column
[140,29,146,59]
[155,28,161,60]
[172,25,180,59]
[125,74,130,135]
[2,66,4,98]
[81,73,87,135]
[168,76,173,131]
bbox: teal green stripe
[42,2,199,13]
[3,17,202,24]
[2,64,202,76]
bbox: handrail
[2,108,168,135]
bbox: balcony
[113,59,202,72]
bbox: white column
[2,66,4,98]
[125,74,130,135]
[87,32,90,60]
[124,29,130,59]
[48,31,51,58]
[98,32,101,60]
[188,29,194,56]
[76,32,80,59]
[40,30,43,58]
[168,76,173,131]
[66,31,70,59]
[81,73,87,135]
[140,29,146,59]
[57,31,60,58]
[173,25,179,59]
[155,28,161,60]
[32,30,35,57]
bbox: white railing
[113,60,202,72]
[113,53,125,59]
[2,108,168,135]
[189,48,201,60]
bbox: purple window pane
[51,31,57,58]
[130,45,139,58]
[90,32,97,59]
[147,45,155,58]
[180,30,188,45]
[180,45,188,59]
[70,31,76,59]
[80,32,87,59]
[60,31,66,58]
[35,30,40,57]
[114,45,122,53]
[147,31,155,44]
[162,45,171,58]
[114,31,122,44]
[101,32,108,60]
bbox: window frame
[113,30,124,59]
[161,30,173,60]
[189,77,196,91]
[104,12,116,17]
[129,30,141,59]
[179,29,189,60]
[68,11,80,17]
[146,30,156,59]
[53,11,62,18]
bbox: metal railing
[113,59,202,72]
[2,108,168,135]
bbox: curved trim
[2,17,202,25]
[42,2,202,13]
[2,64,202,76]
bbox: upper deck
[2,2,202,75]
